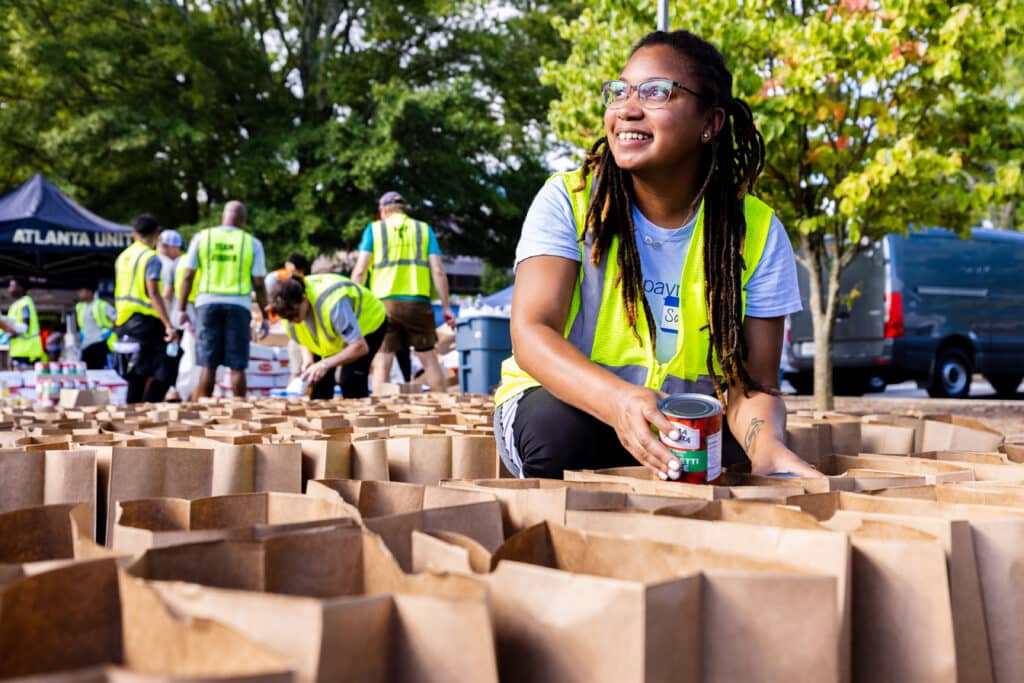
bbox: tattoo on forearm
[744,418,764,454]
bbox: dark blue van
[785,228,1024,398]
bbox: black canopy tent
[0,174,133,286]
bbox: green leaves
[0,0,577,267]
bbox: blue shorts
[196,304,251,370]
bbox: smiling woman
[492,30,819,481]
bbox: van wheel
[927,348,972,398]
[984,374,1023,398]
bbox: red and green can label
[658,394,724,485]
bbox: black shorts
[196,304,251,370]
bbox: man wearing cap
[351,191,455,393]
[157,229,184,309]
[176,200,268,398]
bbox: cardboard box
[60,389,110,408]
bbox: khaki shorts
[381,299,437,353]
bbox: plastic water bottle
[166,340,180,357]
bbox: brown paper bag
[4,665,294,683]
[860,422,917,455]
[921,415,1005,453]
[563,466,798,501]
[296,437,350,485]
[450,435,499,479]
[364,501,504,571]
[789,491,1024,522]
[0,503,108,564]
[414,521,838,683]
[106,445,301,545]
[832,454,975,484]
[0,559,291,678]
[110,492,361,555]
[565,510,851,683]
[385,435,452,484]
[306,479,494,518]
[965,517,1024,681]
[151,580,499,683]
[785,422,833,468]
[130,524,364,597]
[803,414,863,455]
[442,478,721,534]
[824,509,993,683]
[0,448,97,537]
[351,439,390,481]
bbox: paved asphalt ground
[783,376,1024,439]
[781,376,1022,400]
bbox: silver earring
[703,132,710,141]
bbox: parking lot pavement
[783,377,1020,400]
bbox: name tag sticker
[660,295,679,334]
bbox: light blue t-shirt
[184,226,267,310]
[329,297,362,345]
[358,216,442,302]
[516,178,802,363]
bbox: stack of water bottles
[34,362,95,407]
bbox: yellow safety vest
[195,227,254,296]
[283,273,386,358]
[8,295,44,361]
[115,241,158,325]
[76,299,117,350]
[495,168,773,406]
[174,258,198,304]
[369,213,432,299]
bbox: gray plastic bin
[456,316,511,394]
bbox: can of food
[658,393,723,484]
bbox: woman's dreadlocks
[577,30,770,403]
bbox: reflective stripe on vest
[369,214,432,299]
[77,299,117,350]
[76,299,112,329]
[115,241,158,325]
[283,273,386,358]
[8,296,44,361]
[494,168,773,406]
[196,227,254,296]
[174,258,198,303]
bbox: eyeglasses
[601,78,703,110]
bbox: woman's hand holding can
[611,387,679,478]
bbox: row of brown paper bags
[11,475,1024,682]
[0,433,500,544]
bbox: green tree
[0,0,283,228]
[0,0,578,269]
[222,0,576,265]
[545,0,1024,409]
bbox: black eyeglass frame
[600,78,705,109]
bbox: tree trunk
[801,235,841,411]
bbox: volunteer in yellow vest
[350,192,455,392]
[494,30,819,480]
[176,200,268,398]
[75,285,116,369]
[4,277,44,366]
[268,274,387,399]
[113,214,179,403]
[263,252,310,381]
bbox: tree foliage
[544,0,1023,408]
[0,0,577,267]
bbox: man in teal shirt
[351,191,455,392]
